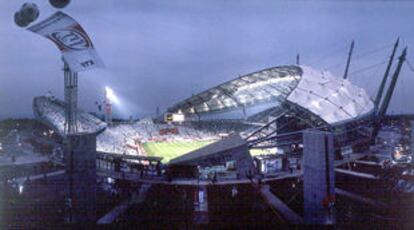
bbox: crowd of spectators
[96,120,218,155]
[188,120,254,134]
[33,96,261,157]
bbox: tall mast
[63,60,78,134]
[377,47,407,118]
[343,40,355,79]
[374,38,399,112]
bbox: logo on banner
[50,29,92,51]
[28,11,104,72]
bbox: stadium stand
[188,120,255,134]
[33,96,107,136]
[96,120,219,159]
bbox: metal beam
[247,102,327,144]
[237,76,260,98]
[97,184,152,224]
[63,61,78,134]
[335,188,388,209]
[254,73,293,95]
[335,168,379,180]
[217,86,242,107]
[374,38,399,112]
[260,185,303,224]
[378,47,407,117]
[343,40,355,79]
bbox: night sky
[1,0,413,119]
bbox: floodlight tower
[64,61,79,134]
[16,3,104,223]
[104,99,112,125]
[20,8,104,134]
[104,87,113,125]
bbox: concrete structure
[303,130,335,224]
[193,185,209,224]
[65,133,97,223]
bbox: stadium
[2,1,414,227]
[33,65,375,169]
[19,59,413,227]
[3,46,413,228]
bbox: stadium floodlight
[104,86,118,125]
[105,86,119,104]
[18,184,24,194]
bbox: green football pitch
[143,140,213,163]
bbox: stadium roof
[287,66,373,124]
[168,65,374,125]
[169,66,302,114]
[33,96,107,136]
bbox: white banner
[27,11,104,72]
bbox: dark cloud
[0,0,413,119]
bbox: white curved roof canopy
[288,66,374,124]
[169,65,374,125]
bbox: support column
[193,185,208,224]
[303,130,335,224]
[65,133,97,223]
